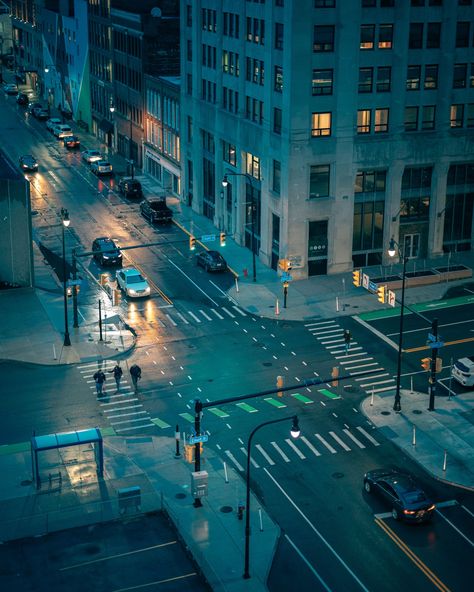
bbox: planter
[434,265,472,282]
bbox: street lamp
[388,237,408,412]
[244,415,300,579]
[61,208,71,347]
[222,172,257,282]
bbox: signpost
[388,290,396,307]
[188,434,209,445]
[362,274,369,290]
[201,234,216,243]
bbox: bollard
[443,450,447,472]
[370,389,374,406]
[53,344,57,360]
[235,276,239,293]
[410,376,413,394]
[223,461,229,484]
[412,425,416,447]
[174,424,181,458]
[336,296,339,312]
[259,507,263,532]
[275,299,280,316]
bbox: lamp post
[388,237,408,412]
[244,415,300,579]
[222,172,257,282]
[61,208,71,346]
[109,99,116,152]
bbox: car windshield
[150,201,165,210]
[100,162,111,166]
[127,274,145,284]
[99,241,116,252]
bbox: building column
[428,161,450,259]
[383,162,405,265]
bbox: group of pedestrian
[93,363,141,396]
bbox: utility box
[118,485,141,513]
[191,470,208,499]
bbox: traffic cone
[275,298,280,315]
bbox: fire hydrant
[237,502,245,520]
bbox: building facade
[180,0,474,278]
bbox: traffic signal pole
[428,318,438,411]
[193,399,203,507]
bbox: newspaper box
[191,470,208,498]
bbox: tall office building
[181,0,474,278]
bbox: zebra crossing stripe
[329,431,351,451]
[300,436,321,456]
[285,439,306,459]
[165,314,177,326]
[199,309,213,321]
[314,329,342,337]
[221,307,236,318]
[211,309,224,319]
[225,450,244,471]
[187,311,201,322]
[256,444,275,465]
[322,339,346,346]
[370,385,396,394]
[115,423,155,433]
[356,426,380,446]
[176,312,189,324]
[335,352,368,360]
[360,379,395,388]
[339,357,374,365]
[355,373,389,382]
[232,306,246,316]
[111,417,152,426]
[332,346,363,354]
[241,447,260,468]
[348,363,380,372]
[103,404,143,413]
[271,441,290,462]
[315,434,337,454]
[100,397,139,406]
[343,429,365,449]
[107,410,147,419]
[304,320,336,328]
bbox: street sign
[428,341,445,349]
[368,281,377,294]
[388,290,396,307]
[281,273,293,282]
[201,234,216,242]
[67,279,82,287]
[188,434,209,445]
[362,273,369,290]
[428,333,444,343]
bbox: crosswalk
[134,303,247,328]
[305,319,396,395]
[222,425,380,471]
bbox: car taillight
[427,504,436,512]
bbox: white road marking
[315,434,337,454]
[111,417,152,426]
[107,411,148,419]
[343,429,365,449]
[351,366,383,375]
[241,447,259,468]
[100,398,139,406]
[256,444,275,465]
[233,306,246,316]
[332,347,363,354]
[329,431,351,451]
[354,315,398,351]
[314,329,343,337]
[187,311,201,323]
[115,423,155,432]
[360,379,395,388]
[284,534,333,592]
[300,436,321,457]
[356,426,380,446]
[199,309,213,321]
[285,439,306,459]
[335,352,366,360]
[221,307,236,318]
[176,312,189,324]
[166,256,219,306]
[436,509,474,547]
[225,450,244,471]
[370,385,396,393]
[211,308,224,319]
[339,358,374,366]
[103,404,144,413]
[321,338,345,345]
[271,442,290,462]
[304,320,336,327]
[165,314,177,326]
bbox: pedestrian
[93,369,106,396]
[109,364,123,391]
[130,364,142,391]
[343,329,351,354]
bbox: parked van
[451,356,474,387]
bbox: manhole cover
[262,362,272,367]
[220,506,233,513]
[175,492,186,499]
[381,411,391,415]
[332,472,344,479]
[21,480,32,486]
[412,409,422,415]
[84,544,101,555]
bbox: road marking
[151,417,171,429]
[300,436,321,457]
[165,313,177,326]
[284,535,332,592]
[271,441,290,462]
[115,423,155,432]
[335,352,367,360]
[343,429,365,448]
[110,417,152,426]
[331,347,363,354]
[371,385,396,393]
[355,373,389,381]
[221,307,236,318]
[304,320,336,327]
[256,444,275,465]
[176,312,189,324]
[233,306,246,316]
[236,402,258,413]
[315,434,337,454]
[103,404,144,413]
[211,308,224,319]
[322,339,345,345]
[436,509,474,547]
[107,411,148,419]
[314,329,343,337]
[100,398,139,406]
[264,397,287,408]
[291,393,314,404]
[285,438,306,459]
[406,336,474,353]
[356,426,380,446]
[318,388,340,400]
[179,412,194,423]
[241,447,260,468]
[345,362,379,371]
[187,310,201,323]
[329,431,351,451]
[360,379,395,388]
[264,470,370,592]
[354,316,399,351]
[166,256,219,306]
[225,450,244,471]
[208,407,230,418]
[199,309,212,321]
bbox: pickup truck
[139,198,173,224]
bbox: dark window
[359,67,373,93]
[456,22,470,47]
[407,65,421,89]
[355,170,386,193]
[187,40,192,61]
[429,0,443,5]
[273,107,282,134]
[352,200,385,255]
[362,0,376,6]
[453,63,467,88]
[424,64,438,89]
[314,25,335,52]
[404,106,419,131]
[468,104,474,127]
[186,4,192,27]
[421,105,436,130]
[315,0,335,6]
[310,165,330,198]
[381,0,394,5]
[426,22,441,48]
[458,0,472,5]
[273,160,281,194]
[360,25,375,50]
[470,64,474,87]
[379,24,393,49]
[409,23,423,49]
[312,69,333,95]
[275,23,284,49]
[411,0,424,5]
[377,66,391,92]
[222,141,236,166]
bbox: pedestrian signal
[220,232,226,247]
[421,358,431,371]
[352,269,361,287]
[189,235,196,251]
[276,375,284,397]
[331,366,339,387]
[185,444,194,463]
[377,285,386,304]
[435,357,442,373]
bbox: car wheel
[364,480,372,493]
[391,508,400,521]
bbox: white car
[53,124,73,138]
[46,117,62,131]
[91,160,113,175]
[451,356,474,387]
[116,268,151,298]
[82,149,103,164]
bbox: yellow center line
[405,336,474,353]
[375,518,452,592]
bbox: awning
[99,118,114,133]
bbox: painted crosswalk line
[225,450,244,471]
[271,441,290,462]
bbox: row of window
[318,0,470,7]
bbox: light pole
[61,208,71,346]
[222,173,257,282]
[109,99,116,152]
[388,237,408,412]
[244,415,300,579]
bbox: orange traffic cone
[275,298,280,315]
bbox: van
[451,356,474,387]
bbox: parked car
[16,92,29,106]
[82,149,103,164]
[35,109,50,121]
[63,135,81,149]
[92,237,122,266]
[46,117,62,132]
[3,83,18,95]
[139,198,173,224]
[19,155,39,172]
[196,250,228,272]
[363,469,435,523]
[28,102,43,116]
[451,356,474,387]
[91,160,113,176]
[118,177,143,199]
[116,267,151,298]
[53,124,73,138]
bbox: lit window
[450,104,464,127]
[360,25,375,50]
[378,24,393,49]
[424,64,438,89]
[374,108,389,132]
[357,109,371,133]
[311,112,332,136]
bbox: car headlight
[102,255,110,259]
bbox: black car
[19,155,39,172]
[363,469,436,523]
[16,92,29,106]
[63,135,81,149]
[28,102,42,116]
[139,198,173,224]
[92,237,123,266]
[118,177,143,199]
[196,250,228,272]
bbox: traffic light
[184,444,194,463]
[276,375,284,397]
[421,358,431,371]
[220,232,226,247]
[436,357,442,373]
[331,366,339,387]
[377,284,386,304]
[279,259,293,272]
[352,269,361,287]
[189,235,196,251]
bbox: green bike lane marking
[0,442,30,455]
[318,388,341,400]
[291,393,314,404]
[264,397,287,408]
[179,412,195,423]
[357,294,474,322]
[236,402,258,413]
[151,418,171,429]
[208,407,230,418]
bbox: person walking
[130,364,142,391]
[93,369,106,396]
[110,364,123,391]
[343,329,352,354]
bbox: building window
[310,165,330,198]
[404,106,419,131]
[374,108,389,132]
[467,104,474,127]
[355,170,387,194]
[245,96,264,124]
[407,65,421,90]
[223,87,239,113]
[352,201,385,261]
[378,24,393,49]
[186,73,192,95]
[359,68,373,93]
[202,8,217,32]
[275,23,284,49]
[187,40,192,61]
[360,25,375,50]
[274,108,282,134]
[444,164,474,252]
[186,4,192,27]
[426,22,441,48]
[272,160,281,194]
[312,69,333,95]
[246,58,264,85]
[223,140,236,166]
[274,66,283,92]
[313,25,335,52]
[456,22,470,47]
[357,109,371,133]
[409,23,423,49]
[453,63,467,88]
[424,64,438,89]
[401,166,432,220]
[245,152,261,180]
[247,17,265,44]
[421,105,436,130]
[376,66,391,92]
[450,104,464,127]
[470,64,474,87]
[223,12,240,38]
[315,0,335,6]
[311,112,332,136]
[187,116,193,142]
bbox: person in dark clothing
[130,364,142,391]
[343,329,352,354]
[109,364,123,391]
[93,370,106,396]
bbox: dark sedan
[364,469,435,523]
[196,250,227,272]
[19,155,39,172]
[63,135,81,149]
[92,237,123,266]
